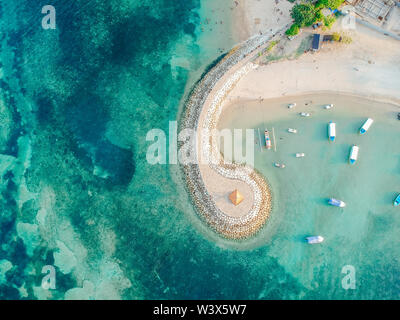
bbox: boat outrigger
[264,129,272,150]
[360,118,374,134]
[328,121,336,142]
[306,236,324,244]
[349,145,359,164]
[288,128,297,133]
[394,194,400,207]
[328,198,346,208]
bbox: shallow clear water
[0,0,399,300]
[219,93,400,298]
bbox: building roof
[312,34,321,50]
[229,189,244,206]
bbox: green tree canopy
[285,24,300,36]
[291,3,317,27]
[316,0,344,9]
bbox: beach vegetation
[341,34,353,44]
[323,15,336,28]
[332,32,352,44]
[315,11,323,21]
[291,3,317,27]
[332,32,341,41]
[316,0,345,10]
[285,24,300,36]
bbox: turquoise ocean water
[219,93,400,298]
[0,0,399,299]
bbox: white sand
[233,0,294,41]
[228,25,400,104]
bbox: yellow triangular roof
[229,189,244,206]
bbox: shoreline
[180,29,286,239]
[181,10,400,240]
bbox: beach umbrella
[229,189,244,206]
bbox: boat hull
[328,198,346,208]
[328,122,336,141]
[264,130,272,149]
[394,195,400,207]
[306,236,324,244]
[349,146,359,164]
[360,118,374,135]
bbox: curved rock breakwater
[181,31,281,239]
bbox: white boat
[359,118,373,134]
[306,236,324,244]
[349,145,359,164]
[324,104,334,109]
[274,163,286,168]
[328,121,336,141]
[296,153,305,158]
[264,130,272,150]
[288,103,296,109]
[328,198,346,208]
[300,112,310,117]
[288,128,297,133]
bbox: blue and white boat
[306,236,324,244]
[349,145,359,164]
[394,194,400,207]
[328,121,336,141]
[360,118,374,134]
[328,198,346,208]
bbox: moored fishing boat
[360,118,374,134]
[288,128,297,133]
[300,112,310,117]
[328,198,346,207]
[394,194,400,207]
[274,163,286,168]
[324,104,334,109]
[264,129,272,150]
[306,236,324,244]
[296,153,305,158]
[349,145,359,164]
[288,103,296,109]
[328,121,336,141]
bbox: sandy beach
[183,5,400,239]
[232,0,294,42]
[228,24,400,104]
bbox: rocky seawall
[180,31,282,239]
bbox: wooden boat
[264,130,272,149]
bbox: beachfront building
[312,33,322,51]
[352,0,396,25]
